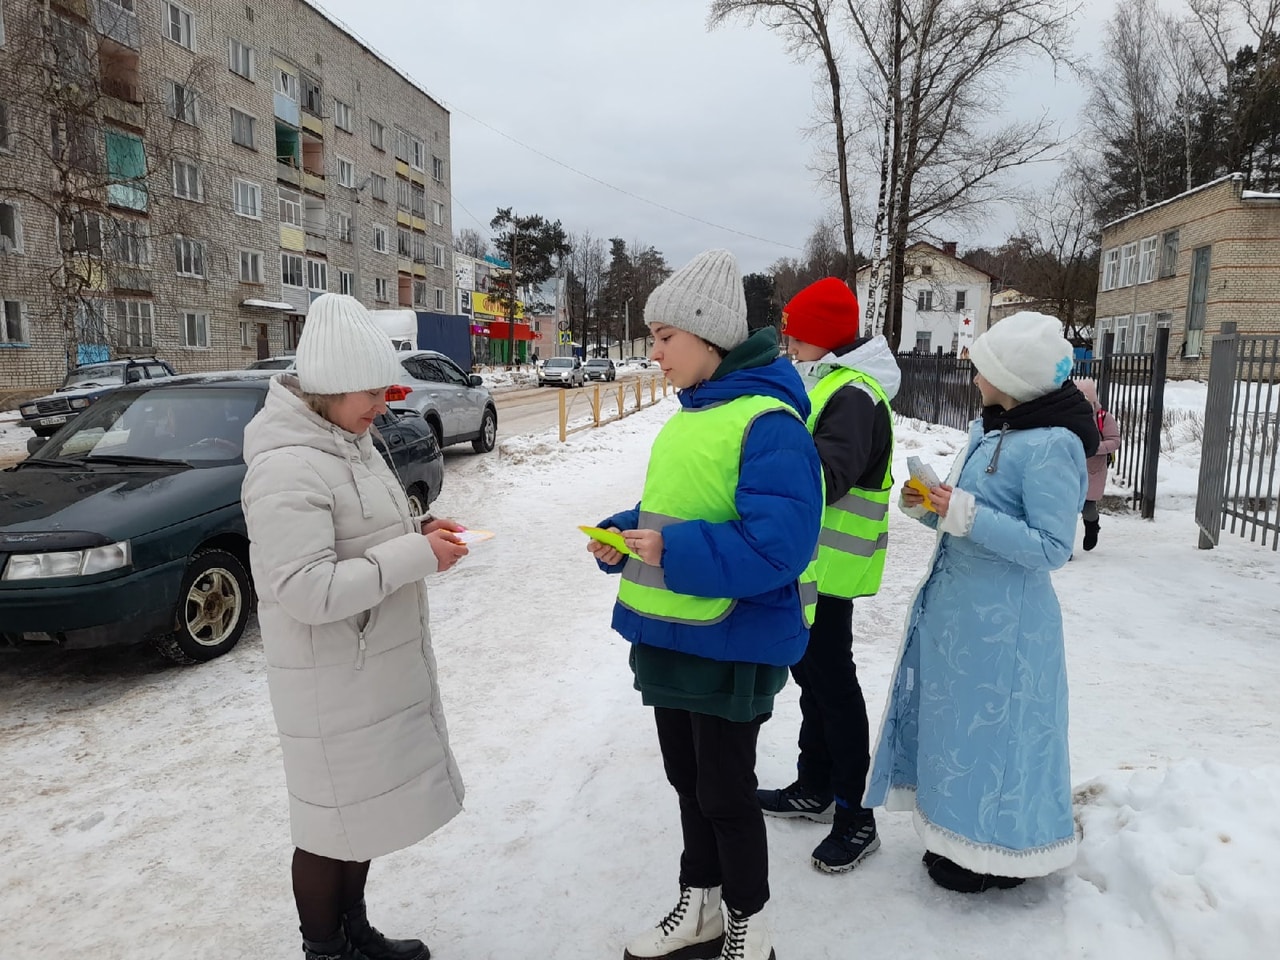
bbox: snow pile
[1066,761,1280,959]
[0,414,34,464]
[475,366,539,392]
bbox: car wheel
[472,406,497,454]
[26,435,48,456]
[154,548,253,664]
[406,482,430,518]
[425,415,444,449]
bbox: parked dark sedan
[0,372,443,664]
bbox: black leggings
[292,848,371,941]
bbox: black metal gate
[1195,323,1280,550]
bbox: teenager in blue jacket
[589,250,823,960]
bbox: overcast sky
[318,0,1115,275]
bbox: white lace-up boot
[718,907,775,960]
[623,885,725,960]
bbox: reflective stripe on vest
[805,367,894,598]
[618,394,820,628]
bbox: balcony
[101,93,144,130]
[301,171,326,195]
[276,160,301,187]
[93,0,140,49]
[274,93,300,126]
[112,267,151,293]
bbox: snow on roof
[241,299,296,310]
[1102,173,1245,231]
[1242,190,1280,200]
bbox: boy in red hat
[757,277,900,874]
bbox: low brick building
[1095,174,1280,379]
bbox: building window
[66,211,104,255]
[394,128,411,163]
[164,2,194,49]
[0,100,11,153]
[115,300,153,348]
[334,100,352,132]
[954,290,967,311]
[174,236,205,277]
[301,74,322,116]
[1119,242,1139,286]
[411,138,425,171]
[228,38,254,79]
[336,156,355,188]
[412,279,427,307]
[1133,312,1151,352]
[1101,248,1120,290]
[233,179,261,218]
[1,301,28,344]
[112,217,149,264]
[239,249,262,283]
[104,130,147,211]
[434,287,445,311]
[306,258,327,292]
[334,211,352,243]
[180,310,209,348]
[916,289,933,311]
[231,108,256,148]
[239,321,256,348]
[370,174,387,202]
[369,119,385,151]
[172,159,202,200]
[915,330,931,352]
[411,183,425,217]
[431,200,444,225]
[432,242,444,268]
[374,277,389,302]
[0,202,22,253]
[396,176,412,210]
[1159,230,1179,279]
[412,233,427,262]
[432,155,444,182]
[339,270,353,296]
[274,67,298,102]
[278,187,302,227]
[0,3,6,47]
[1138,235,1157,283]
[372,224,388,253]
[165,80,199,124]
[397,227,413,258]
[281,253,304,288]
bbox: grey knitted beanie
[643,249,748,351]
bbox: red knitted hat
[781,278,860,350]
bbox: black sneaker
[812,811,880,873]
[756,781,834,823]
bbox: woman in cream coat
[241,293,468,960]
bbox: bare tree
[564,230,605,355]
[0,1,211,368]
[708,1,860,287]
[453,227,488,259]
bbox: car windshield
[546,358,573,368]
[586,360,608,366]
[63,364,125,388]
[38,387,264,465]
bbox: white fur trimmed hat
[968,311,1074,403]
[294,293,404,394]
[643,249,748,351]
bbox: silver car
[539,356,586,388]
[386,351,498,453]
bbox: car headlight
[19,403,37,417]
[2,541,132,580]
[69,397,93,410]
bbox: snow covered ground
[3,388,1279,959]
[0,412,34,463]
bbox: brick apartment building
[0,0,454,395]
[1095,173,1280,379]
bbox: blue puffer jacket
[597,340,824,668]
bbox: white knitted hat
[294,294,404,394]
[968,311,1074,403]
[643,249,748,350]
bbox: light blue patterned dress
[864,419,1087,877]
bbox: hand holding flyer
[906,455,942,513]
[579,525,639,559]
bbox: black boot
[927,856,1024,893]
[342,900,429,960]
[302,930,371,960]
[1083,520,1100,551]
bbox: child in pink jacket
[1075,379,1121,550]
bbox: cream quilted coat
[241,377,463,861]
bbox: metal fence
[894,326,1170,516]
[1195,323,1280,550]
